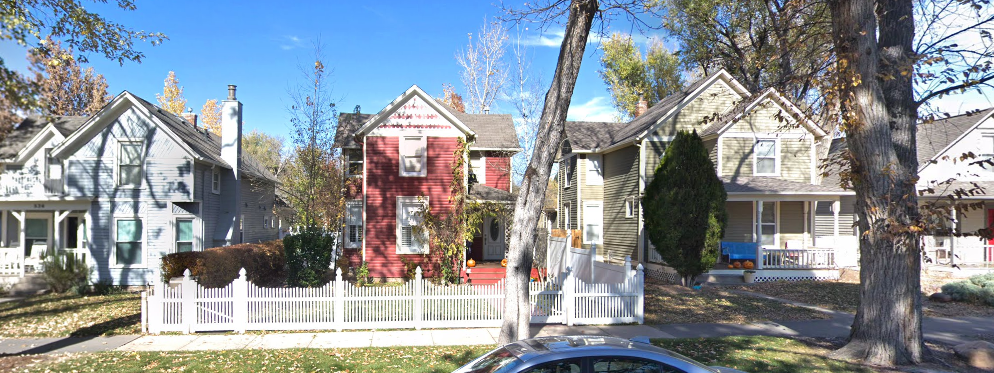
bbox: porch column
[832,200,841,245]
[950,208,957,267]
[1,210,6,247]
[756,201,763,270]
[12,211,24,256]
[53,210,70,254]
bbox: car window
[454,347,524,373]
[523,358,582,373]
[591,357,686,373]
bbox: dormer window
[753,139,779,176]
[400,136,427,177]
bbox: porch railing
[0,248,23,276]
[762,248,836,269]
[924,243,994,266]
[0,173,63,196]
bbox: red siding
[364,136,460,278]
[484,155,511,191]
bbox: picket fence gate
[143,264,644,334]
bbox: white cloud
[567,96,621,122]
[516,28,662,49]
[279,35,306,51]
[928,89,994,116]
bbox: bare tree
[457,19,510,114]
[505,26,546,183]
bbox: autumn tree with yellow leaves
[156,71,186,115]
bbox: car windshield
[453,347,524,373]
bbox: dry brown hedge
[160,240,286,288]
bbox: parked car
[453,335,747,373]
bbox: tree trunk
[827,0,925,366]
[498,0,597,345]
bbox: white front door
[483,217,504,260]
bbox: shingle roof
[0,116,86,159]
[563,121,628,151]
[608,76,713,147]
[722,176,850,194]
[468,184,515,202]
[917,180,994,199]
[130,95,277,182]
[819,137,848,189]
[918,109,992,166]
[334,103,520,150]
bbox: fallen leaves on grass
[643,283,829,324]
[654,336,873,373]
[0,293,141,338]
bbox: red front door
[988,209,994,246]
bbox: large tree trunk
[827,0,925,366]
[498,0,597,345]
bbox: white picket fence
[144,264,644,334]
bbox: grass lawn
[15,336,873,373]
[644,282,829,324]
[735,281,994,318]
[0,292,141,338]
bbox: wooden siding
[815,199,858,238]
[483,153,511,191]
[723,201,753,242]
[725,99,798,134]
[559,156,578,230]
[240,178,278,244]
[602,145,640,261]
[839,196,857,236]
[648,81,741,137]
[720,138,754,177]
[364,136,459,278]
[642,141,667,184]
[781,138,812,183]
[579,155,603,200]
[779,201,807,248]
[195,162,219,250]
[704,138,718,167]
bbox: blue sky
[1,1,991,140]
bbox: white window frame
[399,136,427,177]
[757,201,778,249]
[563,156,574,188]
[583,201,603,245]
[211,167,221,194]
[112,217,145,268]
[586,154,603,185]
[174,217,196,253]
[753,139,780,176]
[981,134,994,172]
[396,196,428,254]
[564,202,571,230]
[625,197,636,218]
[345,200,363,249]
[471,153,486,184]
[117,140,144,188]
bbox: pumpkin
[727,264,734,269]
[501,258,508,267]
[733,261,742,269]
[743,260,754,269]
[467,258,476,268]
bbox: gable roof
[698,88,827,138]
[724,176,850,195]
[917,108,994,170]
[53,91,276,182]
[334,113,372,149]
[354,85,475,138]
[0,116,86,160]
[562,121,628,152]
[819,137,848,188]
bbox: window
[345,201,363,248]
[24,219,48,257]
[176,218,194,253]
[211,167,221,194]
[754,139,778,175]
[397,196,428,254]
[524,359,582,373]
[563,157,575,188]
[564,203,571,230]
[982,135,994,172]
[118,142,143,187]
[586,154,603,185]
[758,201,776,247]
[625,197,636,218]
[400,136,427,177]
[44,148,61,180]
[584,201,603,245]
[115,218,143,266]
[347,149,364,177]
[592,357,686,373]
[239,214,244,243]
[470,153,486,184]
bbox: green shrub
[284,228,335,287]
[42,254,90,294]
[160,240,286,288]
[941,273,994,306]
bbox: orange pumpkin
[733,261,742,269]
[743,260,754,269]
[467,258,476,268]
[501,258,508,267]
[727,264,734,269]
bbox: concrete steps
[9,274,48,296]
[703,273,746,285]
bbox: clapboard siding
[483,154,511,191]
[579,155,603,200]
[815,199,858,237]
[725,99,798,134]
[642,141,668,184]
[704,138,718,166]
[559,155,578,230]
[840,196,857,235]
[240,178,278,244]
[723,201,753,242]
[779,201,808,248]
[649,81,741,137]
[781,138,812,183]
[602,145,640,261]
[721,137,754,177]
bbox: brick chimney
[635,98,648,117]
[221,84,242,244]
[181,108,198,128]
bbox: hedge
[941,273,994,306]
[161,240,285,288]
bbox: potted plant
[743,270,757,283]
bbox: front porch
[0,204,92,278]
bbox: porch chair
[23,242,48,273]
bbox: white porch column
[13,211,25,256]
[950,208,957,267]
[1,210,6,247]
[54,210,70,254]
[756,201,764,270]
[832,200,841,245]
[9,211,22,277]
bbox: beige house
[558,70,857,281]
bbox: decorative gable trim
[918,108,994,173]
[354,85,476,141]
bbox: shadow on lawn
[654,336,873,373]
[433,349,484,372]
[69,312,140,337]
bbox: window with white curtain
[400,136,427,176]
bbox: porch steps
[703,273,745,285]
[465,267,543,286]
[9,274,48,296]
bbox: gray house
[0,85,278,286]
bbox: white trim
[211,166,221,194]
[585,154,603,185]
[716,137,724,177]
[471,153,486,185]
[810,137,817,184]
[752,138,780,176]
[345,200,363,249]
[116,139,145,189]
[354,85,476,139]
[111,216,146,269]
[720,132,809,138]
[172,216,197,253]
[634,70,750,142]
[396,196,428,254]
[701,88,827,139]
[644,135,674,142]
[919,109,994,173]
[582,200,603,245]
[469,147,523,152]
[11,124,65,164]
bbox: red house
[333,85,519,279]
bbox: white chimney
[221,84,242,244]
